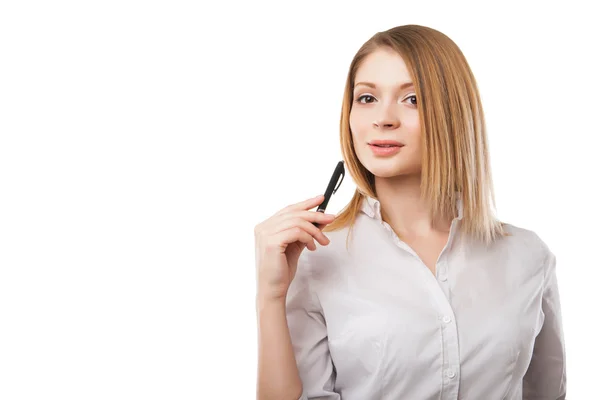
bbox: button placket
[437,261,452,301]
[438,266,448,282]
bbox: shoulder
[496,222,554,271]
[501,222,551,252]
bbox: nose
[373,119,399,129]
[372,106,400,130]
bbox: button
[440,275,448,282]
[446,368,456,379]
[442,316,452,324]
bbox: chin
[366,163,409,178]
[362,157,421,178]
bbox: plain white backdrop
[1,0,598,398]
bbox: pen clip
[333,166,345,194]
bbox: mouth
[368,143,404,156]
[369,144,404,148]
[369,143,404,149]
[368,140,405,148]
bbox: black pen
[313,160,345,227]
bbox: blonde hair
[322,24,511,249]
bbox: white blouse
[285,195,566,399]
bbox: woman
[255,24,566,400]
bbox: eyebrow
[354,81,414,90]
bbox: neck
[374,173,453,239]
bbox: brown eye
[356,95,375,104]
[406,95,418,106]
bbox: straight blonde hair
[322,24,511,249]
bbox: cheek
[406,116,421,136]
[349,112,357,131]
[349,111,367,137]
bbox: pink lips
[369,140,404,146]
[369,143,403,156]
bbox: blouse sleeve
[285,252,340,400]
[522,249,567,399]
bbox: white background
[1,1,597,398]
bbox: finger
[264,207,335,234]
[269,216,331,246]
[292,210,336,236]
[275,194,324,216]
[268,226,317,252]
[273,209,335,227]
[297,218,331,246]
[289,210,336,229]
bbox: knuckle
[264,239,277,252]
[255,229,265,241]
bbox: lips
[369,143,403,156]
[368,140,404,147]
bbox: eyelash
[355,94,418,106]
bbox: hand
[254,195,336,302]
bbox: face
[349,48,422,178]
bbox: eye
[354,94,418,106]
[406,95,418,106]
[355,94,375,104]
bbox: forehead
[354,48,412,84]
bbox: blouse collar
[360,191,464,222]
